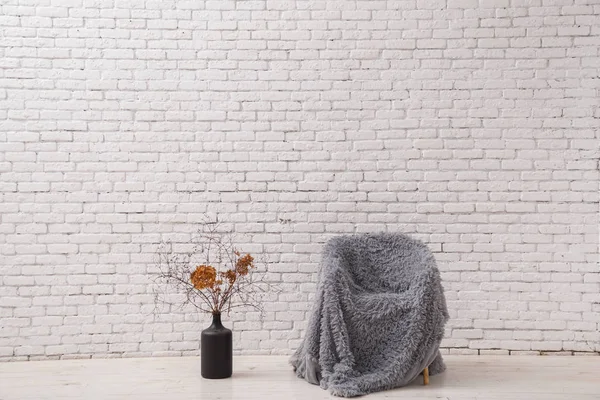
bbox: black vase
[201,312,232,379]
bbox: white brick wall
[1,0,599,361]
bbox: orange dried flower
[235,253,254,276]
[222,269,236,285]
[190,265,217,290]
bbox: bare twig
[152,218,275,317]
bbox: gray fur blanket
[290,233,449,397]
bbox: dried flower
[154,219,272,316]
[190,265,216,290]
[235,253,254,276]
[222,269,237,285]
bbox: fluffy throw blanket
[290,233,449,397]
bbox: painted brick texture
[0,0,599,360]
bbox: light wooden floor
[0,355,598,399]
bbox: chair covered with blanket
[290,233,449,397]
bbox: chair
[291,232,449,397]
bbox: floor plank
[0,355,598,399]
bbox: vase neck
[211,312,223,328]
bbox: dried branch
[152,218,274,317]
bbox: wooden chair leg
[423,367,429,385]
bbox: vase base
[201,373,232,379]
